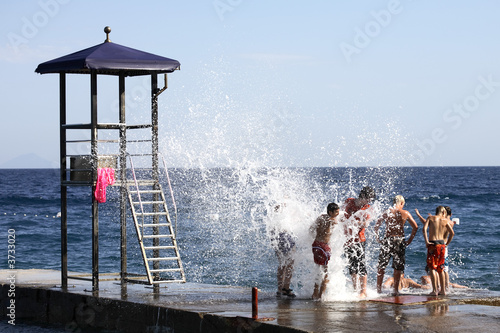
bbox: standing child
[310,202,340,300]
[374,195,418,295]
[270,200,297,297]
[422,206,454,296]
[342,186,376,298]
[416,206,458,292]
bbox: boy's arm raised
[422,217,431,247]
[415,209,426,224]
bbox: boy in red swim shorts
[422,206,454,296]
[310,203,340,300]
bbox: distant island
[0,153,56,169]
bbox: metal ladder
[126,175,185,284]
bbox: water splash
[154,57,412,299]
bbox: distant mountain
[0,153,57,169]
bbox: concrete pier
[1,269,499,332]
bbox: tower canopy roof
[35,32,180,77]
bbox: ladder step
[138,212,169,216]
[151,279,185,284]
[147,257,180,261]
[126,183,157,188]
[142,235,173,239]
[133,201,164,205]
[126,179,185,285]
[150,268,182,273]
[132,180,156,185]
[141,223,171,228]
[144,245,176,250]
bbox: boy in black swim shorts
[374,195,418,295]
[342,186,376,298]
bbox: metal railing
[125,152,177,238]
[127,153,145,238]
[160,153,178,235]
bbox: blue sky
[1,0,499,168]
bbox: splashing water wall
[164,165,398,300]
[129,58,412,300]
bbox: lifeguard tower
[35,27,185,291]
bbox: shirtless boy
[375,195,418,295]
[384,273,468,291]
[270,201,297,297]
[420,275,468,289]
[383,273,425,291]
[310,202,340,300]
[416,206,457,291]
[342,186,376,298]
[422,206,454,296]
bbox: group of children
[273,186,460,300]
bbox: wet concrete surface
[1,269,499,332]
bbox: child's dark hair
[327,202,340,214]
[359,186,376,200]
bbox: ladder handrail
[124,153,186,285]
[127,153,145,238]
[159,153,178,235]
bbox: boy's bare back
[424,206,454,246]
[383,208,411,237]
[426,215,449,241]
[374,195,418,246]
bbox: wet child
[310,202,340,300]
[342,186,376,298]
[270,201,297,297]
[383,272,426,291]
[374,195,418,295]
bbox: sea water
[1,166,499,302]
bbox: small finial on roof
[104,26,111,42]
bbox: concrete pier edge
[2,269,500,333]
[0,282,308,333]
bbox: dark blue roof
[35,41,180,76]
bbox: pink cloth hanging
[94,168,115,203]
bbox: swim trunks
[345,242,367,276]
[377,236,406,271]
[427,240,446,273]
[312,240,331,266]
